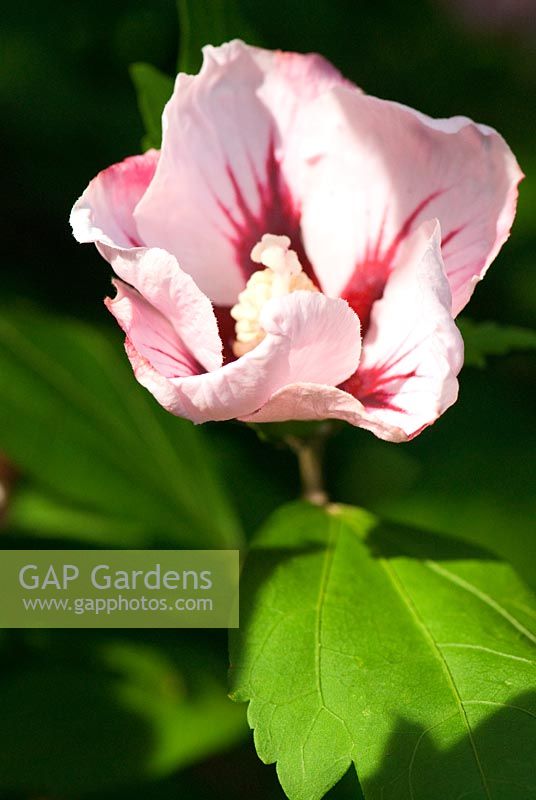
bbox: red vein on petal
[441,225,465,249]
[343,365,418,412]
[341,190,446,333]
[214,132,318,285]
[145,345,202,377]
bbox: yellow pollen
[230,234,318,357]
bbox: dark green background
[1,0,534,797]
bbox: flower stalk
[286,435,328,506]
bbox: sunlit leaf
[230,503,536,800]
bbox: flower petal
[70,150,159,248]
[98,244,223,373]
[342,219,464,439]
[260,291,361,386]
[134,40,346,304]
[301,88,522,322]
[241,382,403,440]
[114,290,360,424]
[105,279,202,378]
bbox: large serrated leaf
[0,308,241,548]
[230,503,536,800]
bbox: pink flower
[70,41,522,442]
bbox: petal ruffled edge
[99,244,223,374]
[70,150,159,249]
[240,382,407,441]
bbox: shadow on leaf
[361,690,536,800]
[364,518,499,562]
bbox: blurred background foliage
[0,0,534,797]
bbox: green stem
[286,436,328,506]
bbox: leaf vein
[426,562,536,646]
[380,559,492,800]
[438,643,536,665]
[463,700,536,720]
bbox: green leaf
[230,503,536,800]
[7,486,150,546]
[177,0,257,74]
[130,62,174,150]
[0,636,246,793]
[0,308,241,548]
[459,318,536,368]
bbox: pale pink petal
[260,291,361,386]
[122,333,286,423]
[135,40,346,305]
[300,88,522,322]
[105,280,202,378]
[115,290,360,424]
[342,220,464,439]
[70,150,159,248]
[98,245,223,373]
[241,382,404,441]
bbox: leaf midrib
[283,513,493,797]
[301,513,492,797]
[311,517,354,759]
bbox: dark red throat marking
[215,132,318,285]
[342,365,417,412]
[340,190,446,334]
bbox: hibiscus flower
[71,41,521,441]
